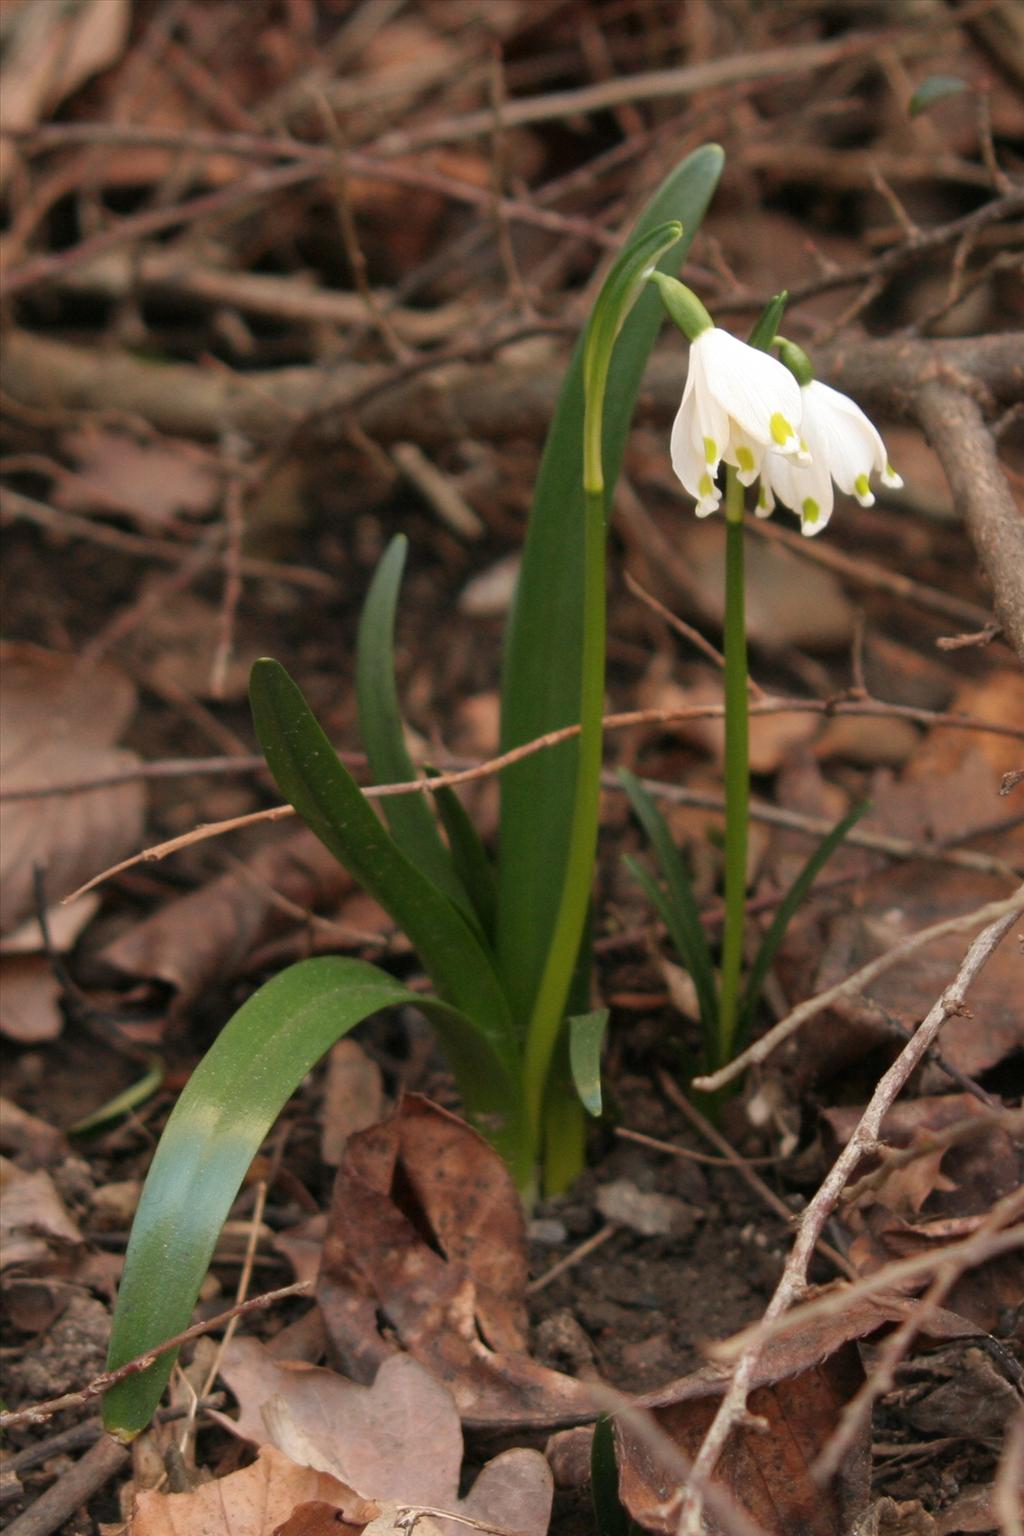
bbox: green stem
[718,468,749,1064]
[522,478,606,1172]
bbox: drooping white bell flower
[669,326,808,519]
[757,368,903,536]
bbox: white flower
[757,378,903,536]
[670,327,807,518]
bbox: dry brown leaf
[0,1155,81,1269]
[0,954,63,1042]
[130,1445,360,1536]
[101,829,350,1008]
[0,0,129,133]
[824,1096,1023,1328]
[0,643,145,935]
[217,1342,552,1536]
[57,428,220,527]
[812,866,1024,1078]
[318,1096,594,1428]
[617,1344,869,1536]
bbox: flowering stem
[718,466,749,1065]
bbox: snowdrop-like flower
[757,352,903,535]
[669,325,808,519]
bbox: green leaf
[569,1008,609,1116]
[736,800,870,1049]
[431,778,498,944]
[909,75,967,117]
[250,659,515,1065]
[102,958,521,1438]
[357,536,469,913]
[497,145,725,1028]
[619,770,718,1043]
[591,1415,631,1536]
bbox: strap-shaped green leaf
[102,957,523,1438]
[569,1008,610,1116]
[736,800,870,1049]
[497,144,724,1026]
[591,1415,632,1536]
[250,658,515,1064]
[357,535,470,914]
[620,769,718,1043]
[431,778,498,944]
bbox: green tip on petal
[883,463,904,488]
[770,412,796,447]
[704,436,718,465]
[801,497,820,525]
[736,446,755,474]
[699,472,715,499]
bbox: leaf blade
[569,1008,610,1116]
[250,658,515,1063]
[496,144,724,1027]
[103,957,519,1437]
[357,535,469,912]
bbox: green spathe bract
[102,144,724,1440]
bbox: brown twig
[675,896,1024,1531]
[915,383,1024,664]
[813,1194,1024,1484]
[3,1436,129,1536]
[61,697,1023,904]
[0,1280,311,1432]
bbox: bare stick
[692,886,1024,1092]
[0,1280,311,1431]
[3,1436,129,1536]
[915,383,1024,663]
[675,896,1023,1532]
[62,699,1023,903]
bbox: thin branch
[61,697,1023,903]
[692,886,1024,1092]
[0,1280,311,1432]
[675,896,1024,1531]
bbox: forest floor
[1,3,1022,1534]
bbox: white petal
[700,329,803,451]
[801,380,887,499]
[670,391,721,512]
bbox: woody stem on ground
[717,467,749,1064]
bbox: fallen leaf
[0,1155,82,1269]
[0,643,145,936]
[101,829,351,1009]
[0,0,130,134]
[617,1343,869,1536]
[810,867,1024,1078]
[274,1503,365,1536]
[57,427,220,527]
[318,1096,595,1427]
[0,954,63,1042]
[130,1445,360,1536]
[217,1343,553,1536]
